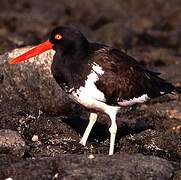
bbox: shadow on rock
[61,113,153,143]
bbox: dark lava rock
[0,153,177,180]
[0,0,181,179]
[0,154,22,168]
[19,114,82,157]
[0,129,26,157]
[119,129,181,162]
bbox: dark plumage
[93,47,174,104]
[9,26,175,155]
[50,27,174,104]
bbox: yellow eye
[54,34,62,40]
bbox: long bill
[9,40,53,65]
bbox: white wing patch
[92,62,104,75]
[70,63,105,109]
[118,94,150,106]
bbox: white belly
[70,83,105,108]
[69,62,106,110]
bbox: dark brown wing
[91,46,174,105]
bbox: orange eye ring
[55,34,62,40]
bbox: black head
[9,26,90,65]
[49,26,90,56]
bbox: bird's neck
[57,38,90,62]
[51,40,91,92]
[51,38,91,85]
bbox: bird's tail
[146,70,175,98]
[158,80,175,94]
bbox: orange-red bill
[9,40,53,65]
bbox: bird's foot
[79,138,86,146]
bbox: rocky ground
[0,0,181,179]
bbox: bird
[9,26,175,155]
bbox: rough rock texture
[0,0,181,179]
[120,129,181,162]
[0,153,178,180]
[0,129,26,157]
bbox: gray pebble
[0,129,26,157]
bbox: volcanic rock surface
[0,0,181,179]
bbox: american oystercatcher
[9,26,175,155]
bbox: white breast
[70,63,105,108]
